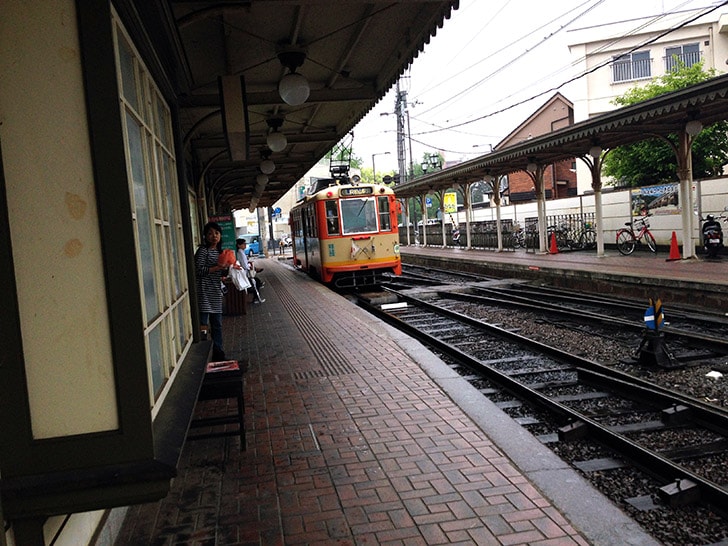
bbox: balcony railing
[612,57,652,83]
[665,50,702,72]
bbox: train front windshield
[340,197,378,234]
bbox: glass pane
[378,196,391,230]
[631,51,651,80]
[325,200,339,235]
[169,218,182,296]
[665,46,680,72]
[341,198,377,234]
[684,43,700,67]
[176,304,187,359]
[665,46,680,58]
[117,35,139,111]
[148,324,164,395]
[156,93,170,148]
[127,112,159,320]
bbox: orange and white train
[290,177,402,287]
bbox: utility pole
[395,80,407,183]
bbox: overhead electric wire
[479,0,712,117]
[415,0,607,118]
[414,1,728,138]
[414,0,513,99]
[415,0,704,124]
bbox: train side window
[378,196,391,230]
[325,200,340,235]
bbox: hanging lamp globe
[260,158,275,175]
[278,72,310,106]
[266,130,288,152]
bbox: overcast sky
[351,0,724,175]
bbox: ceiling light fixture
[260,150,276,175]
[277,46,309,106]
[685,119,703,136]
[260,158,275,175]
[266,117,287,152]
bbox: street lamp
[421,153,442,174]
[372,151,390,182]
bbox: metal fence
[523,212,597,252]
[399,212,596,253]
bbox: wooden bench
[223,279,248,315]
[188,360,246,450]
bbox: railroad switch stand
[634,297,680,369]
[634,330,680,369]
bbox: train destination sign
[341,187,373,196]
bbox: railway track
[384,265,728,361]
[357,288,728,544]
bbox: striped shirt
[195,245,224,313]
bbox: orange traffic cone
[666,231,681,261]
[549,232,558,254]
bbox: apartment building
[567,7,728,193]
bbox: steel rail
[443,289,728,355]
[360,289,728,513]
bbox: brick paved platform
[115,255,659,546]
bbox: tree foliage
[603,61,728,186]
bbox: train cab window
[325,200,340,235]
[378,196,391,231]
[341,197,378,234]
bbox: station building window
[113,12,193,401]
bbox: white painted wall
[458,176,728,247]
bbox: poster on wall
[630,183,680,216]
[443,192,458,214]
[209,214,236,251]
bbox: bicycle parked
[574,221,597,250]
[616,215,656,255]
[512,226,525,249]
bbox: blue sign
[425,196,432,208]
[644,298,664,332]
[644,305,656,331]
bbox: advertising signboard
[209,214,236,251]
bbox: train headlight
[393,243,400,254]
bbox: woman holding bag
[195,222,232,360]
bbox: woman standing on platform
[195,221,228,360]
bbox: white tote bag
[229,263,252,291]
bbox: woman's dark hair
[203,222,223,250]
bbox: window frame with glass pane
[341,197,379,235]
[665,43,700,72]
[113,13,193,402]
[611,50,651,83]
